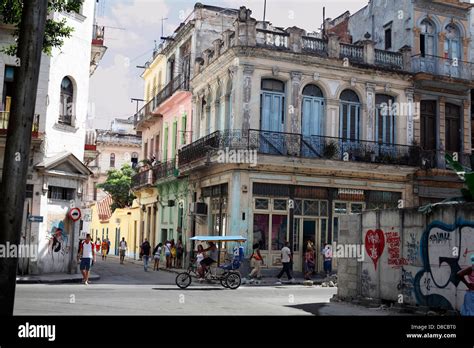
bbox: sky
[89,0,372,129]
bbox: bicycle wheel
[225,272,241,290]
[176,272,192,289]
[220,273,229,288]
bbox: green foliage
[97,164,136,212]
[0,0,82,56]
[446,153,474,201]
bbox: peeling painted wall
[338,203,474,312]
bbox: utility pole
[0,0,49,316]
[263,0,267,29]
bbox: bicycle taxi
[175,235,246,290]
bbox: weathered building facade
[0,1,106,274]
[347,0,473,205]
[132,4,239,256]
[178,6,432,272]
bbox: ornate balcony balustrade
[340,43,364,63]
[375,49,403,69]
[411,54,473,80]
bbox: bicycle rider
[198,241,218,278]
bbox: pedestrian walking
[101,239,108,261]
[95,238,101,254]
[247,243,264,283]
[304,245,315,280]
[106,238,111,255]
[153,243,163,271]
[119,237,127,264]
[322,243,333,277]
[195,244,205,280]
[176,238,184,269]
[164,240,172,268]
[77,234,96,285]
[170,239,176,268]
[275,241,295,284]
[140,239,151,271]
[457,254,474,316]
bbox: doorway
[295,218,326,273]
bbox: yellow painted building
[89,198,142,259]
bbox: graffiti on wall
[406,233,419,265]
[397,267,415,302]
[361,269,376,297]
[414,219,474,310]
[365,229,385,270]
[46,221,70,269]
[385,229,409,268]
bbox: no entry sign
[68,207,82,221]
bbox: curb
[17,273,100,284]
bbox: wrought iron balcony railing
[134,73,190,127]
[153,158,178,181]
[411,54,473,80]
[131,159,178,189]
[131,168,154,189]
[178,129,432,168]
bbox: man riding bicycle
[198,241,218,278]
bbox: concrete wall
[337,203,474,311]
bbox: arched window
[375,94,396,144]
[444,24,461,60]
[339,90,361,140]
[301,84,325,157]
[59,77,74,125]
[110,153,116,168]
[420,19,436,57]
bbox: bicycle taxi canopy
[190,235,247,242]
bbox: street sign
[68,207,82,221]
[28,215,43,223]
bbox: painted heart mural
[365,229,385,270]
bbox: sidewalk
[117,255,336,286]
[17,272,100,284]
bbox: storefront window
[294,200,302,215]
[303,200,319,216]
[271,215,288,250]
[334,202,347,214]
[273,199,287,211]
[253,214,269,250]
[320,201,328,216]
[351,203,363,214]
[255,198,269,210]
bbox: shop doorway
[294,218,326,273]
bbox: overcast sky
[89,0,374,129]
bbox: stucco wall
[337,203,474,312]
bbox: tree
[0,0,82,316]
[0,0,82,56]
[97,165,136,212]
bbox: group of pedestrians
[140,238,184,272]
[91,237,110,261]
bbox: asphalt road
[14,258,397,315]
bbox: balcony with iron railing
[0,111,40,139]
[411,54,473,81]
[134,73,190,127]
[178,129,433,169]
[131,159,179,190]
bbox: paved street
[14,257,400,315]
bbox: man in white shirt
[119,237,127,264]
[276,241,295,284]
[77,234,96,285]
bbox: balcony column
[361,40,375,65]
[437,32,446,60]
[399,46,412,71]
[241,64,254,133]
[287,27,305,53]
[365,83,376,141]
[325,99,339,138]
[462,38,470,62]
[234,7,257,47]
[290,71,302,134]
[412,27,421,56]
[327,33,340,59]
[462,99,471,155]
[405,88,415,145]
[413,94,422,145]
[438,96,446,169]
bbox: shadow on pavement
[285,303,327,315]
[152,287,225,291]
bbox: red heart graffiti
[365,229,385,270]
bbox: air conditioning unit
[192,202,207,216]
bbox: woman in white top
[153,243,162,271]
[195,245,205,279]
[164,240,172,268]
